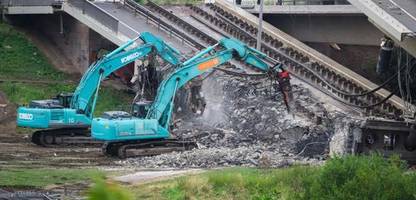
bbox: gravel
[122,72,355,168]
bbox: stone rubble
[123,72,353,168]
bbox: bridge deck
[93,2,194,54]
[370,0,416,33]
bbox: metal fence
[0,0,62,6]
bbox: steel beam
[6,6,53,14]
[348,0,416,57]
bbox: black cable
[353,87,398,109]
[216,64,398,110]
[298,59,408,98]
[347,64,406,97]
[321,85,398,109]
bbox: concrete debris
[123,72,356,168]
[0,189,60,200]
[124,146,320,168]
[329,115,364,156]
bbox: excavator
[92,37,292,158]
[16,32,182,146]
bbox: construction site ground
[2,1,416,199]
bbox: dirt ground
[0,100,121,199]
[0,98,119,169]
[0,120,119,169]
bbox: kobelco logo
[121,52,141,63]
[19,113,33,120]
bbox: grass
[0,22,67,81]
[0,168,104,188]
[0,82,76,105]
[0,81,133,116]
[130,155,416,200]
[132,166,316,200]
[0,22,134,116]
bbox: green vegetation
[94,87,134,116]
[0,22,66,81]
[301,154,416,200]
[0,168,104,188]
[0,82,133,116]
[131,155,416,200]
[0,82,76,105]
[88,178,133,200]
[0,22,134,116]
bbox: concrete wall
[89,29,116,67]
[306,42,382,83]
[262,13,384,83]
[263,14,383,46]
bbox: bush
[301,154,416,200]
[88,178,133,200]
[159,155,416,200]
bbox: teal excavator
[16,32,182,146]
[91,37,292,158]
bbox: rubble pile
[124,73,343,168]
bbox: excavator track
[31,128,102,147]
[102,139,197,159]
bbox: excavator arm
[92,37,292,145]
[70,32,181,117]
[148,38,289,128]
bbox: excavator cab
[28,93,73,109]
[132,100,153,118]
[56,93,73,108]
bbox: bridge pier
[6,13,115,74]
[1,5,5,22]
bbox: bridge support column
[1,7,6,22]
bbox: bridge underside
[347,0,416,58]
[262,14,383,46]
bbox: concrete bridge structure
[0,0,196,73]
[0,0,413,116]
